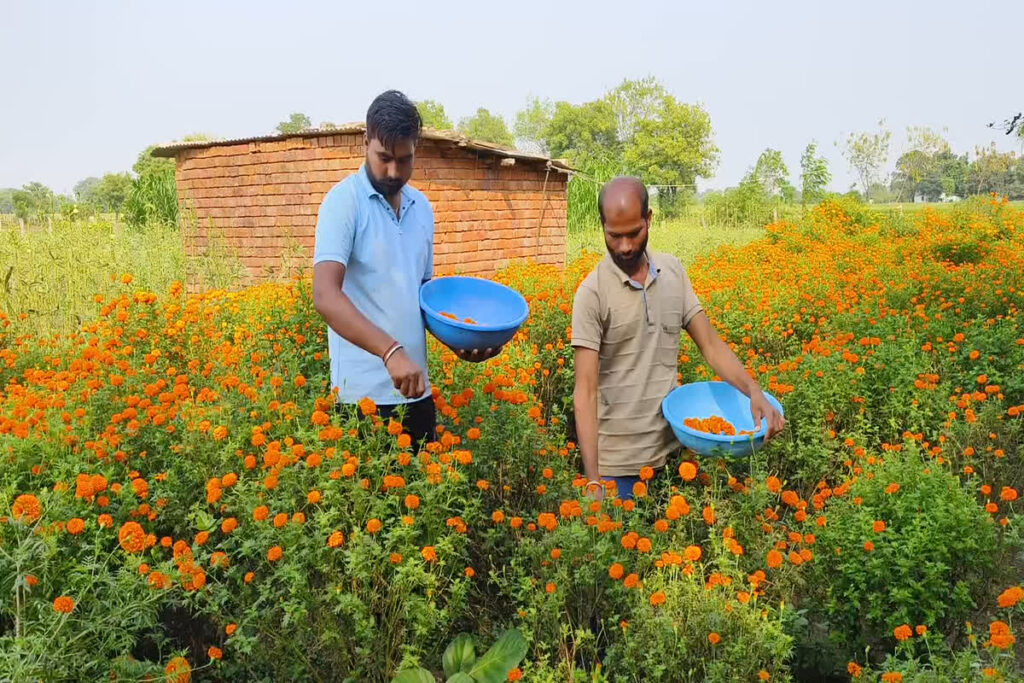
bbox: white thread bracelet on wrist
[585,480,602,491]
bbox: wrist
[382,341,403,366]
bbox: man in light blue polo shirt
[312,90,497,448]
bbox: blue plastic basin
[419,276,529,352]
[661,381,785,458]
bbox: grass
[0,216,243,339]
[567,216,764,265]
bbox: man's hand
[585,481,605,502]
[750,389,786,441]
[385,348,426,398]
[454,346,502,363]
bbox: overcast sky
[2,0,1021,195]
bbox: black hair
[366,90,422,151]
[597,176,649,224]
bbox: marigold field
[2,196,1023,682]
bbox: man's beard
[366,163,405,197]
[609,233,649,273]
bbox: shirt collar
[605,250,659,289]
[358,165,416,210]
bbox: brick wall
[174,135,568,286]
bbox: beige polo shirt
[570,251,703,476]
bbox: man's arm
[685,312,760,396]
[312,261,425,399]
[685,311,785,439]
[573,347,602,497]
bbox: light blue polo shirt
[313,165,433,405]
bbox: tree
[623,97,718,201]
[457,108,514,147]
[800,142,831,204]
[542,98,622,168]
[841,120,891,198]
[74,177,102,203]
[12,182,55,221]
[0,188,14,214]
[415,100,453,130]
[748,148,793,198]
[276,112,312,135]
[969,144,1018,196]
[513,96,554,155]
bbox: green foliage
[519,77,719,197]
[513,96,554,155]
[75,173,133,215]
[801,447,999,666]
[11,182,55,222]
[623,95,718,202]
[604,569,793,682]
[124,167,177,228]
[842,120,892,195]
[800,142,831,204]
[276,112,312,135]
[416,100,453,130]
[457,108,514,147]
[0,188,14,214]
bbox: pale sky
[2,0,1021,195]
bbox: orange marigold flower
[893,624,912,641]
[11,494,42,523]
[881,673,903,683]
[507,668,523,682]
[52,595,75,613]
[873,520,886,533]
[997,586,1023,608]
[609,563,625,580]
[623,573,640,589]
[327,531,345,548]
[208,646,222,661]
[165,656,191,683]
[252,505,269,521]
[545,582,556,594]
[766,549,783,568]
[358,397,377,416]
[98,513,113,528]
[684,545,703,562]
[226,623,237,636]
[649,591,666,606]
[118,521,146,553]
[678,461,698,481]
[1000,487,1018,502]
[863,541,875,552]
[67,517,86,535]
[847,662,863,678]
[267,545,283,562]
[421,546,437,563]
[708,632,721,645]
[766,476,782,493]
[366,518,382,534]
[915,625,927,636]
[221,517,238,534]
[639,466,655,481]
[404,494,420,510]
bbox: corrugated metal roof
[151,123,575,173]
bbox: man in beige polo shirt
[571,176,785,500]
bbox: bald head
[598,176,649,225]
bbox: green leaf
[392,667,436,683]
[442,633,476,677]
[446,674,475,683]
[467,629,527,683]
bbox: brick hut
[152,125,573,286]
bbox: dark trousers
[338,396,437,452]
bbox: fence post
[19,219,26,237]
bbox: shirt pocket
[658,294,685,359]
